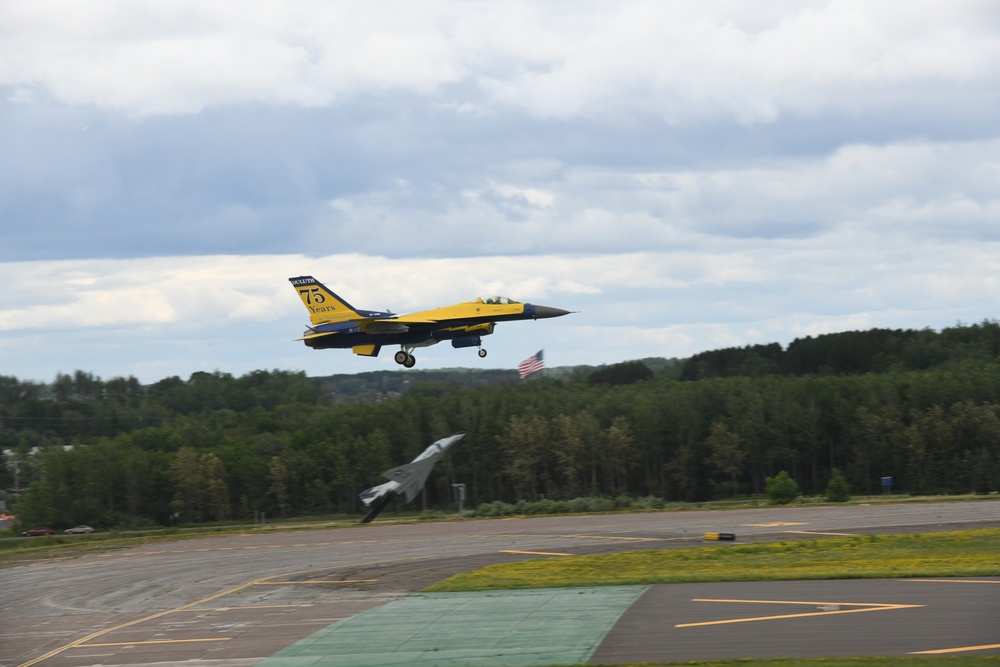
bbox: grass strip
[426,528,1000,592]
[586,659,1000,667]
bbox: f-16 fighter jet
[359,432,465,523]
[289,275,571,367]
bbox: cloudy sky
[2,1,1000,384]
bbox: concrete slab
[256,586,648,667]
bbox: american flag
[518,350,545,379]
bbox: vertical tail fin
[289,276,361,325]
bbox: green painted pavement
[256,585,649,667]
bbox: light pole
[451,483,466,518]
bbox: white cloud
[2,2,999,384]
[1,1,465,115]
[1,240,997,383]
[3,1,999,120]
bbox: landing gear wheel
[403,354,416,368]
[394,351,409,365]
[478,348,488,358]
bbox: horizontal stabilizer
[359,481,396,506]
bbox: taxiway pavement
[2,500,999,667]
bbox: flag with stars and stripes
[518,350,545,379]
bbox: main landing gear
[393,345,489,368]
[394,349,417,368]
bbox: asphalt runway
[2,500,999,667]
[593,578,1000,663]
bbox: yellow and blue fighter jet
[289,275,571,367]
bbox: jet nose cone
[437,432,466,450]
[532,305,572,319]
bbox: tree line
[4,322,1000,529]
[680,320,1000,380]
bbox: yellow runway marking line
[911,644,1000,655]
[492,532,660,542]
[906,579,1000,584]
[17,575,278,667]
[677,598,923,628]
[501,549,572,556]
[78,638,231,648]
[784,530,857,536]
[740,522,807,527]
[257,579,378,584]
[16,554,449,667]
[185,604,314,611]
[560,534,660,542]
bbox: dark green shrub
[825,468,851,502]
[765,470,801,505]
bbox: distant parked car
[64,525,95,534]
[20,527,54,537]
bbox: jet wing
[295,330,338,341]
[382,458,436,502]
[359,316,439,334]
[292,314,423,341]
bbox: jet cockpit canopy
[476,295,520,305]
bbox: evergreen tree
[703,420,745,498]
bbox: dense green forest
[3,321,1000,529]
